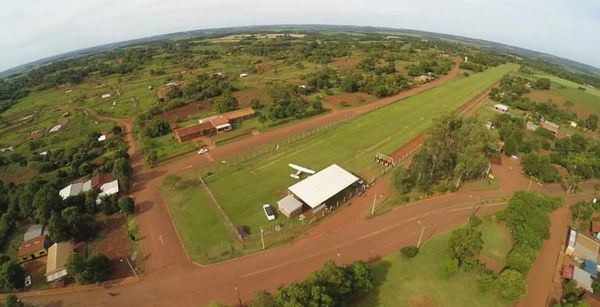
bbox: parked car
[263,204,276,221]
[197,148,209,154]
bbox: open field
[354,218,512,307]
[162,63,517,261]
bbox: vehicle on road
[197,148,209,154]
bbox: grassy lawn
[163,63,517,261]
[480,216,513,266]
[160,173,233,263]
[354,218,512,307]
[151,133,196,161]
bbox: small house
[23,224,44,241]
[101,93,112,99]
[45,242,73,283]
[59,180,92,200]
[239,73,248,78]
[173,122,216,143]
[493,104,509,113]
[541,120,560,135]
[18,235,49,263]
[97,134,107,142]
[98,180,119,198]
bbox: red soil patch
[525,90,593,118]
[324,92,375,108]
[255,61,275,73]
[158,101,212,122]
[89,214,134,279]
[408,294,436,307]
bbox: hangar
[287,164,360,211]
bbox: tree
[112,157,132,192]
[111,125,123,136]
[144,150,158,168]
[496,269,526,301]
[0,260,25,289]
[533,78,551,90]
[400,246,419,258]
[5,294,23,307]
[118,196,135,214]
[439,257,458,279]
[250,290,277,307]
[61,206,96,241]
[67,253,110,284]
[213,92,239,113]
[592,278,600,294]
[32,186,63,225]
[47,211,69,242]
[99,195,119,215]
[312,96,324,112]
[448,223,483,267]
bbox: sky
[1,0,600,72]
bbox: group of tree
[66,253,111,284]
[180,73,234,101]
[521,153,560,183]
[144,118,171,138]
[245,261,373,307]
[213,91,240,113]
[392,115,499,194]
[551,134,600,180]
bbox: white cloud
[0,0,599,71]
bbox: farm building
[98,180,119,198]
[18,235,49,263]
[173,122,216,143]
[287,164,360,212]
[45,242,73,283]
[174,108,256,142]
[59,180,92,200]
[224,107,256,122]
[210,116,232,133]
[493,104,509,113]
[541,120,560,134]
[101,93,112,99]
[277,195,304,218]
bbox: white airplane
[289,163,316,179]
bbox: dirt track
[14,59,577,306]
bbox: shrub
[477,269,497,292]
[400,246,419,258]
[118,196,135,214]
[496,269,526,301]
[439,257,458,279]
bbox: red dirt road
[14,59,573,306]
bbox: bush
[400,246,419,258]
[496,269,526,301]
[506,245,537,274]
[100,195,119,215]
[118,196,135,214]
[439,257,458,279]
[477,269,497,292]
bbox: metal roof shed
[288,164,359,208]
[277,195,303,218]
[24,224,44,241]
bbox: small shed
[592,220,600,234]
[562,265,574,280]
[573,266,594,291]
[277,195,303,218]
[45,242,73,283]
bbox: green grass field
[162,63,517,261]
[354,219,512,307]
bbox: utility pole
[371,194,378,216]
[260,227,265,250]
[234,282,242,307]
[121,256,137,278]
[417,220,426,248]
